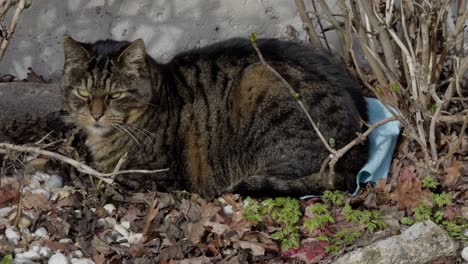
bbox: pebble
[39,247,52,258]
[462,247,468,262]
[46,175,63,189]
[223,205,233,215]
[32,171,49,182]
[13,258,36,264]
[128,232,143,244]
[109,230,123,242]
[114,224,130,238]
[31,246,40,253]
[31,188,51,200]
[15,251,41,260]
[0,206,14,218]
[71,258,96,264]
[17,215,32,229]
[28,177,41,189]
[120,220,130,229]
[34,227,48,237]
[6,227,21,244]
[104,217,117,227]
[103,204,116,214]
[96,218,107,228]
[73,250,83,258]
[59,238,73,244]
[48,252,70,264]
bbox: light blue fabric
[300,97,400,199]
[353,97,400,195]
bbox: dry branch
[0,143,169,185]
[0,0,31,61]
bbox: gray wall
[0,0,309,80]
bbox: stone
[46,175,64,189]
[5,227,21,244]
[114,224,130,238]
[334,221,457,264]
[461,247,468,262]
[34,227,48,237]
[103,204,116,215]
[48,252,70,264]
[0,207,14,218]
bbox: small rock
[59,238,73,244]
[15,251,41,260]
[34,227,48,237]
[114,224,129,238]
[28,177,41,189]
[48,252,70,264]
[73,250,83,258]
[96,218,107,228]
[39,247,52,258]
[116,236,128,243]
[31,188,51,200]
[462,247,468,262]
[103,204,116,214]
[128,232,143,244]
[71,258,95,264]
[46,175,63,189]
[223,205,233,215]
[17,215,32,229]
[31,245,40,253]
[32,171,49,182]
[6,227,21,244]
[0,207,14,218]
[104,217,117,227]
[13,258,36,264]
[14,248,25,254]
[120,220,130,229]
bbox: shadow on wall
[1,0,302,80]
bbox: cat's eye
[110,92,124,99]
[76,89,90,98]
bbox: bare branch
[294,0,322,47]
[0,143,169,185]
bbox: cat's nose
[91,112,104,121]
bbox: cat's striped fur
[61,36,368,198]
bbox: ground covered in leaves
[0,111,467,263]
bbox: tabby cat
[61,36,368,198]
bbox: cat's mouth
[86,122,113,136]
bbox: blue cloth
[300,97,400,199]
[353,97,400,195]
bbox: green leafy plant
[400,217,415,225]
[359,210,387,233]
[323,190,345,206]
[412,204,433,222]
[1,255,12,264]
[243,197,302,250]
[421,175,440,189]
[432,192,452,207]
[303,203,334,232]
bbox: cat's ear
[63,35,90,69]
[117,39,147,74]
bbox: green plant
[400,217,415,225]
[343,203,360,223]
[303,203,334,232]
[421,175,440,189]
[432,192,452,207]
[412,204,433,222]
[243,197,302,250]
[323,190,345,206]
[1,255,12,264]
[443,220,468,241]
[359,210,387,233]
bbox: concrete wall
[0,0,309,80]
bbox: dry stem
[0,143,169,185]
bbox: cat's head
[61,36,153,137]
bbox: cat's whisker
[114,124,141,146]
[126,124,157,139]
[123,125,152,147]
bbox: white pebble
[32,171,48,181]
[6,227,21,244]
[31,188,51,200]
[28,177,41,189]
[103,204,116,214]
[34,227,48,237]
[48,252,70,264]
[114,224,129,238]
[0,207,14,218]
[223,205,233,215]
[128,232,143,244]
[13,258,36,264]
[59,238,73,244]
[71,258,95,264]
[15,251,41,260]
[120,220,130,229]
[116,236,128,243]
[104,217,117,227]
[46,175,63,189]
[31,245,40,253]
[462,247,468,262]
[14,248,24,254]
[39,247,52,258]
[96,218,107,228]
[73,250,83,258]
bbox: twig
[294,0,322,47]
[250,40,335,154]
[0,0,30,61]
[310,0,331,51]
[0,143,169,185]
[437,112,468,166]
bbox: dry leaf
[444,160,462,187]
[389,167,429,210]
[239,241,265,256]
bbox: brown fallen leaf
[444,160,462,187]
[389,167,430,211]
[22,191,51,211]
[239,241,265,256]
[0,188,19,207]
